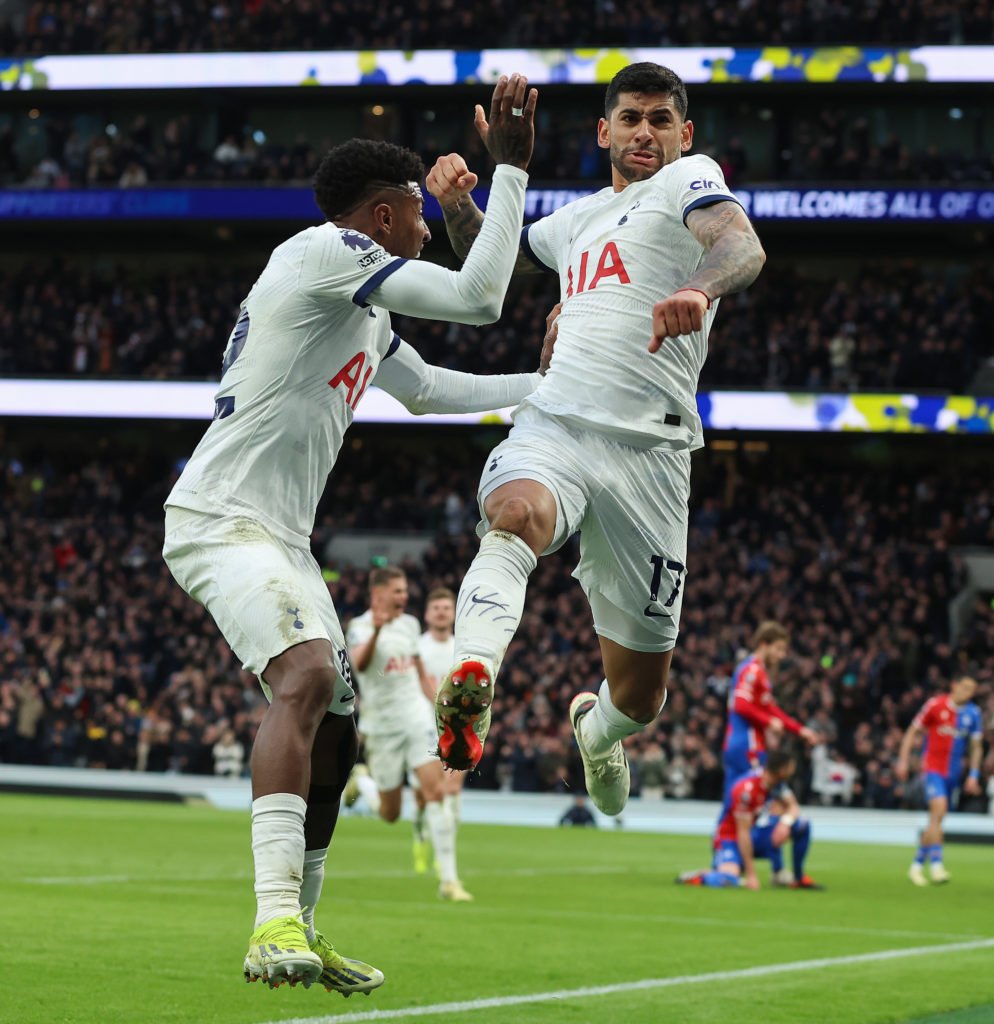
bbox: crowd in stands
[11,0,994,54]
[4,258,991,395]
[1,443,991,811]
[7,108,993,192]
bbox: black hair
[313,139,425,221]
[604,62,688,120]
[767,750,796,775]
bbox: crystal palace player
[426,63,766,813]
[897,675,983,886]
[677,750,820,890]
[723,621,821,800]
[163,74,538,994]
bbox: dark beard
[610,146,663,183]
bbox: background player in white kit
[347,570,471,902]
[162,74,537,993]
[417,589,466,837]
[427,63,767,816]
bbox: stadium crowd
[11,0,994,54]
[3,258,991,395]
[1,444,991,809]
[6,107,992,192]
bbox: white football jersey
[165,224,410,547]
[418,630,455,687]
[519,153,740,450]
[347,611,430,735]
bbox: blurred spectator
[559,796,597,827]
[212,726,246,777]
[0,444,990,808]
[14,0,992,54]
[1,259,992,397]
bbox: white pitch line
[261,939,994,1024]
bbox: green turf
[904,1008,994,1024]
[3,793,993,1024]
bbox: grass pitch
[3,793,992,1024]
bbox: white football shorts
[162,507,356,714]
[362,706,438,791]
[478,407,691,652]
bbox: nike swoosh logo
[643,605,672,619]
[470,594,508,611]
[340,694,353,703]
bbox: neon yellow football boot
[309,931,385,997]
[412,836,432,875]
[243,914,322,989]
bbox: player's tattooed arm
[439,197,484,261]
[683,201,766,299]
[441,199,541,274]
[648,201,765,353]
[428,153,541,273]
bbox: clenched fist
[426,153,479,213]
[649,288,710,354]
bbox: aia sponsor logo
[565,241,631,297]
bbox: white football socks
[425,800,458,884]
[356,772,381,814]
[300,847,328,943]
[443,791,462,828]
[413,803,427,843]
[251,793,307,929]
[454,529,537,671]
[579,680,662,758]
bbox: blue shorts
[713,840,743,870]
[924,772,957,804]
[713,822,781,872]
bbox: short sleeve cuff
[682,193,742,224]
[352,258,409,308]
[520,224,556,274]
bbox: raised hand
[474,73,538,170]
[426,153,479,212]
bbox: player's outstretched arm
[895,718,922,781]
[428,158,542,275]
[649,201,766,353]
[736,817,760,890]
[965,734,983,795]
[373,338,541,415]
[372,74,539,323]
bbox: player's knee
[420,781,443,803]
[379,805,401,824]
[617,685,667,724]
[488,496,536,539]
[273,666,336,721]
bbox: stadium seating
[2,440,990,806]
[12,0,993,54]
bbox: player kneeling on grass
[677,750,823,890]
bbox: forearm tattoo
[684,203,766,299]
[442,200,485,262]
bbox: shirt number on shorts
[648,554,685,607]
